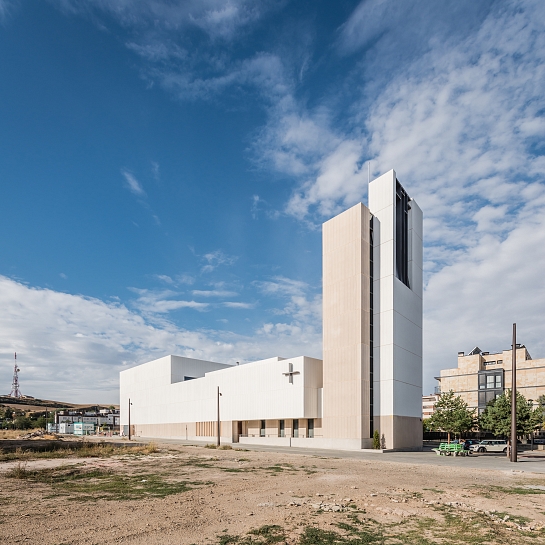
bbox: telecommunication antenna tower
[10,352,22,398]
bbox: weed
[218,445,233,450]
[483,485,545,495]
[0,442,159,461]
[205,444,218,449]
[5,465,209,501]
[6,461,28,479]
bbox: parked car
[470,440,508,453]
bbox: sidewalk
[125,436,545,474]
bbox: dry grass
[0,430,25,439]
[0,441,159,461]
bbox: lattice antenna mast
[10,352,22,398]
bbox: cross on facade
[282,362,300,384]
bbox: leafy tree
[14,416,33,430]
[427,390,475,443]
[5,407,13,420]
[479,390,541,456]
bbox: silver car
[470,440,508,453]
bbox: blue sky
[1,0,545,404]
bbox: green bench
[432,442,469,456]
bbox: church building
[120,169,423,450]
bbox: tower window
[395,180,410,288]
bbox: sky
[1,0,544,404]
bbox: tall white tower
[369,170,423,449]
[322,169,422,450]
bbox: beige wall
[322,203,371,444]
[439,347,545,409]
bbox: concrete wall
[120,355,323,435]
[369,170,423,450]
[322,203,372,445]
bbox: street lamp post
[128,398,133,441]
[511,323,517,463]
[217,387,222,447]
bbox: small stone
[370,493,378,497]
[351,486,358,489]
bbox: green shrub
[372,429,380,449]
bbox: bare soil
[1,442,545,544]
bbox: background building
[422,393,441,420]
[437,345,545,414]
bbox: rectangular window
[497,360,503,365]
[479,374,486,390]
[260,420,265,437]
[308,419,314,438]
[486,375,495,389]
[293,419,299,438]
[279,420,285,438]
[395,181,410,288]
[495,375,502,388]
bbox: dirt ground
[1,442,545,544]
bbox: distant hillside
[0,396,118,412]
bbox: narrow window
[395,180,410,288]
[308,419,314,438]
[279,420,285,437]
[260,420,266,437]
[495,375,502,388]
[293,419,299,438]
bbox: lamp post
[128,398,133,441]
[511,323,517,463]
[217,387,222,447]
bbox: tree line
[425,390,545,443]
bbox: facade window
[293,419,299,438]
[308,419,314,438]
[395,181,410,288]
[477,370,504,411]
[260,420,266,437]
[279,420,285,437]
[497,360,503,365]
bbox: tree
[479,390,541,457]
[427,390,475,443]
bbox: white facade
[120,169,423,450]
[121,355,323,442]
[369,170,423,448]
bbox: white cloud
[201,250,237,273]
[129,288,209,314]
[121,169,146,197]
[0,275,321,403]
[192,290,239,297]
[222,301,255,309]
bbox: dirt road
[1,442,544,544]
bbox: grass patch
[6,464,208,501]
[0,442,159,461]
[482,485,545,495]
[422,488,444,494]
[218,525,285,544]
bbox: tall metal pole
[511,323,517,463]
[128,398,132,441]
[217,387,221,447]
